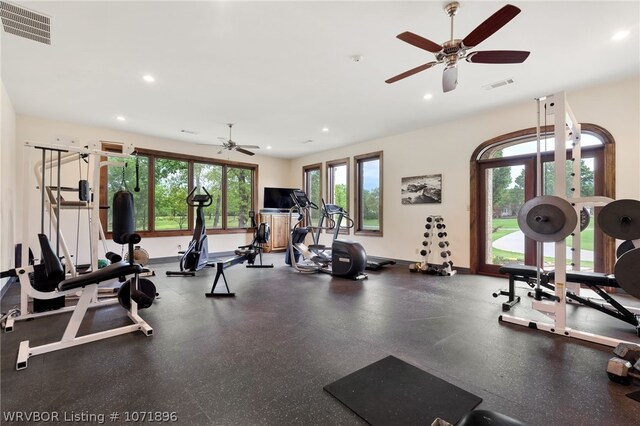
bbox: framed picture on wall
[401,174,442,204]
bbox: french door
[477,148,605,275]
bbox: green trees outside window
[193,163,223,229]
[106,155,149,231]
[155,158,189,230]
[303,165,322,225]
[355,153,382,234]
[227,167,253,228]
[102,144,256,235]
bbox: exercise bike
[166,187,214,277]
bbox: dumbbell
[607,357,640,385]
[426,217,433,223]
[426,224,432,230]
[422,240,429,246]
[613,342,640,364]
[420,249,427,256]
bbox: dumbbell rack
[410,215,456,276]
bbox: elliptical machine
[166,187,214,277]
[285,190,367,280]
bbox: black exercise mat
[627,390,640,403]
[324,355,482,425]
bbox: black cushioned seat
[498,264,543,277]
[457,409,527,426]
[58,262,142,291]
[548,270,618,288]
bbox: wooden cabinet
[258,212,292,252]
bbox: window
[355,152,383,235]
[471,124,614,275]
[154,158,189,230]
[327,159,349,233]
[303,163,322,224]
[193,163,223,229]
[101,144,257,237]
[105,153,150,232]
[226,166,253,228]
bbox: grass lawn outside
[490,217,594,269]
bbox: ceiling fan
[386,2,530,92]
[214,123,260,156]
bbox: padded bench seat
[58,262,142,291]
[547,270,619,288]
[498,264,546,278]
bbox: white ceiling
[2,1,639,159]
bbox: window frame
[100,143,258,238]
[302,163,323,206]
[354,151,383,236]
[469,123,615,275]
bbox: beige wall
[1,82,17,278]
[289,76,640,267]
[5,76,639,269]
[16,115,292,260]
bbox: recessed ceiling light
[423,93,433,100]
[266,146,272,150]
[143,74,155,83]
[612,30,630,41]
[322,127,329,132]
[116,116,126,121]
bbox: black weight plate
[580,207,590,232]
[615,248,640,300]
[616,240,637,259]
[518,196,577,242]
[598,199,640,240]
[118,278,157,310]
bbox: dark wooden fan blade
[385,62,438,84]
[237,145,260,149]
[466,50,530,63]
[462,4,521,48]
[235,147,255,156]
[397,32,442,53]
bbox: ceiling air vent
[482,78,514,90]
[1,1,50,45]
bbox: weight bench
[497,264,640,336]
[12,234,153,370]
[548,270,640,336]
[495,265,550,311]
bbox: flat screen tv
[263,187,299,210]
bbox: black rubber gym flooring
[2,255,640,425]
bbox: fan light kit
[386,2,530,92]
[142,75,155,83]
[214,123,260,156]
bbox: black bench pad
[498,264,545,277]
[548,270,618,288]
[58,262,142,291]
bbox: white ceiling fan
[214,123,260,156]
